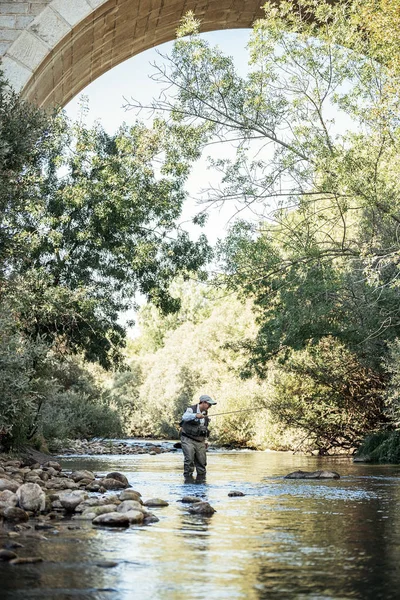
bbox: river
[2,447,400,600]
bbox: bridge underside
[1,0,264,109]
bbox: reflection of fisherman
[180,394,217,483]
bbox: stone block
[1,56,31,92]
[8,30,48,70]
[51,0,92,26]
[29,6,70,47]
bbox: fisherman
[180,394,217,483]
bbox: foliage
[355,430,400,463]
[269,337,386,452]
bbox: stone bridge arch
[0,0,264,108]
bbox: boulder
[74,504,118,520]
[99,478,127,490]
[228,491,245,497]
[59,490,87,512]
[117,500,144,513]
[180,496,202,504]
[42,461,62,471]
[1,507,29,522]
[92,512,130,527]
[125,510,144,524]
[70,470,95,482]
[0,479,19,493]
[0,549,18,561]
[119,489,142,502]
[284,470,340,480]
[188,501,216,516]
[16,483,46,512]
[105,472,130,487]
[0,490,18,507]
[143,498,169,508]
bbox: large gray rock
[99,478,127,490]
[92,512,130,527]
[125,510,144,524]
[1,507,29,522]
[70,470,95,482]
[119,489,142,502]
[0,490,18,507]
[143,498,169,507]
[0,479,19,493]
[117,500,144,513]
[59,490,87,512]
[16,483,46,512]
[42,461,62,471]
[105,472,130,487]
[284,470,340,480]
[74,504,118,520]
[188,501,216,515]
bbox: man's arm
[182,406,203,421]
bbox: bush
[356,430,400,463]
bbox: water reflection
[2,451,400,599]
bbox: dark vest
[180,404,210,441]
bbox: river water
[2,447,400,600]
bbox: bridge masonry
[0,0,264,108]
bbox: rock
[9,557,43,565]
[42,461,61,471]
[85,482,101,492]
[92,512,130,527]
[1,507,29,522]
[99,478,128,490]
[59,490,87,512]
[180,496,202,504]
[75,504,118,519]
[0,490,18,507]
[0,479,19,493]
[16,483,46,512]
[119,489,142,502]
[117,500,144,513]
[125,510,144,524]
[284,470,340,480]
[228,491,245,497]
[95,560,118,568]
[188,501,216,516]
[70,470,95,482]
[0,549,18,561]
[143,498,169,507]
[143,513,160,524]
[105,472,130,487]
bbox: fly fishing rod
[207,406,265,418]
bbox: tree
[1,104,212,367]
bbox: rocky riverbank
[56,438,177,456]
[0,454,174,564]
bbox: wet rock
[92,512,130,527]
[119,489,142,502]
[59,490,87,512]
[284,470,340,480]
[105,472,129,487]
[9,556,43,565]
[180,496,202,504]
[71,470,95,482]
[228,491,245,497]
[125,510,145,524]
[96,560,118,568]
[2,541,24,549]
[0,490,18,507]
[143,513,160,524]
[0,479,19,493]
[143,498,169,508]
[1,507,29,522]
[99,478,128,490]
[117,500,144,513]
[85,482,102,492]
[75,504,118,520]
[16,483,46,512]
[42,461,61,471]
[188,501,216,515]
[0,549,17,561]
